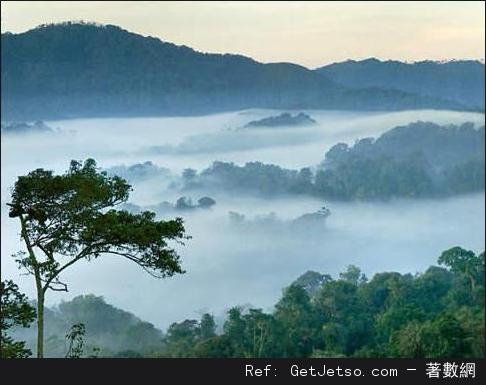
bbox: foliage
[65,323,86,358]
[316,58,485,110]
[9,158,188,283]
[8,247,483,358]
[9,294,164,357]
[197,196,216,209]
[160,313,217,357]
[244,112,316,128]
[7,158,188,357]
[184,122,484,200]
[175,196,216,211]
[156,247,484,358]
[1,120,54,135]
[1,23,465,120]
[0,280,36,358]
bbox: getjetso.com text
[245,364,398,378]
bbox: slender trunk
[469,275,476,292]
[34,270,44,358]
[258,327,265,358]
[19,215,45,358]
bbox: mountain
[1,22,468,120]
[316,58,485,110]
[11,294,163,357]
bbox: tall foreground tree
[7,159,188,358]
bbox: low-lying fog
[1,109,485,329]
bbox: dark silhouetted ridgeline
[1,22,468,120]
[316,58,485,111]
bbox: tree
[164,319,200,357]
[420,313,471,358]
[376,305,425,346]
[199,313,217,340]
[175,196,194,210]
[7,159,188,357]
[182,168,197,181]
[63,322,101,358]
[339,265,367,286]
[438,247,484,292]
[219,307,281,358]
[315,279,372,355]
[274,285,319,357]
[389,321,424,358]
[290,167,313,194]
[242,309,278,357]
[197,197,216,209]
[0,280,36,358]
[223,307,247,356]
[65,323,86,358]
[292,271,332,297]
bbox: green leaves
[163,316,217,358]
[9,158,188,288]
[0,280,36,358]
[65,323,86,358]
[8,158,189,358]
[159,247,484,358]
[438,247,482,275]
[439,247,484,296]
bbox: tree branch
[103,251,165,278]
[41,241,110,293]
[46,280,68,292]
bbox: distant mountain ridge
[316,58,485,110]
[1,22,478,120]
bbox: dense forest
[3,246,484,358]
[1,22,471,120]
[182,121,485,200]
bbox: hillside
[1,22,465,120]
[10,295,163,357]
[181,122,485,199]
[316,58,485,110]
[8,249,485,358]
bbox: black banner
[1,358,484,383]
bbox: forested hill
[9,247,485,358]
[316,58,485,110]
[182,122,485,200]
[1,22,466,120]
[11,294,164,358]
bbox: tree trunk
[469,274,476,292]
[35,273,44,358]
[19,215,45,358]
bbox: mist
[1,108,484,329]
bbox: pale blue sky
[1,1,484,68]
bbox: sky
[1,1,485,69]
